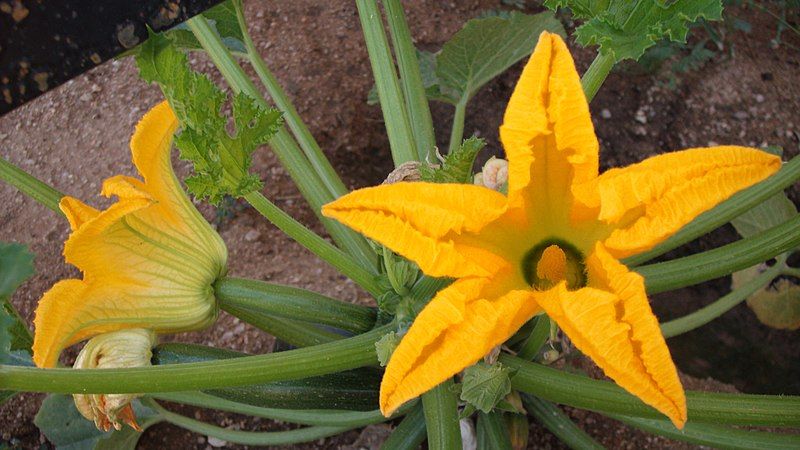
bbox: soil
[1,0,799,449]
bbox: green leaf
[420,136,485,184]
[367,49,455,105]
[460,362,512,414]
[730,192,798,330]
[548,0,723,63]
[436,11,565,102]
[0,242,34,362]
[34,395,160,450]
[375,331,401,367]
[125,0,247,57]
[136,32,283,204]
[745,278,800,331]
[731,193,797,240]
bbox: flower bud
[473,157,508,191]
[72,329,157,432]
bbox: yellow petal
[536,243,686,428]
[499,31,598,216]
[323,182,510,278]
[380,274,540,416]
[59,197,100,231]
[33,102,227,367]
[33,279,215,368]
[578,146,781,258]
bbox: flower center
[522,239,586,290]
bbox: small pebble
[244,229,261,242]
[755,94,765,103]
[733,111,748,120]
[600,108,612,119]
[634,109,647,124]
[207,437,228,447]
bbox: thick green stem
[356,0,418,165]
[477,412,513,450]
[188,16,376,269]
[383,0,436,161]
[522,395,604,450]
[382,404,428,450]
[501,354,800,427]
[222,303,344,347]
[608,413,800,450]
[243,191,382,297]
[149,401,350,446]
[580,52,615,102]
[660,261,782,338]
[517,315,550,360]
[0,155,64,215]
[626,156,800,266]
[422,378,462,450]
[215,277,375,333]
[638,214,800,294]
[447,97,468,154]
[152,391,388,427]
[0,325,390,394]
[232,0,349,200]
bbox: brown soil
[1,1,798,448]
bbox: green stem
[243,191,382,297]
[638,214,800,294]
[0,325,390,394]
[477,412,512,450]
[383,0,436,161]
[0,155,64,215]
[149,401,350,446]
[517,315,550,360]
[660,261,782,338]
[152,391,388,427]
[188,16,377,269]
[382,404,428,450]
[608,413,800,450]
[580,52,615,102]
[232,0,349,200]
[522,395,604,450]
[222,303,344,347]
[625,155,800,266]
[448,97,468,154]
[422,378,462,450]
[356,0,418,165]
[500,354,800,427]
[215,277,376,333]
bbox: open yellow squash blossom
[323,32,781,428]
[32,100,227,370]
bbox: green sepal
[375,331,401,367]
[420,136,485,184]
[460,361,513,414]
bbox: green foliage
[420,137,485,184]
[375,331,401,367]
[164,0,247,55]
[730,184,799,330]
[545,0,724,63]
[460,361,513,413]
[0,242,34,362]
[367,11,565,106]
[731,193,797,240]
[34,395,160,450]
[136,32,283,204]
[436,11,565,103]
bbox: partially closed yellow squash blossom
[32,101,227,369]
[323,32,781,428]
